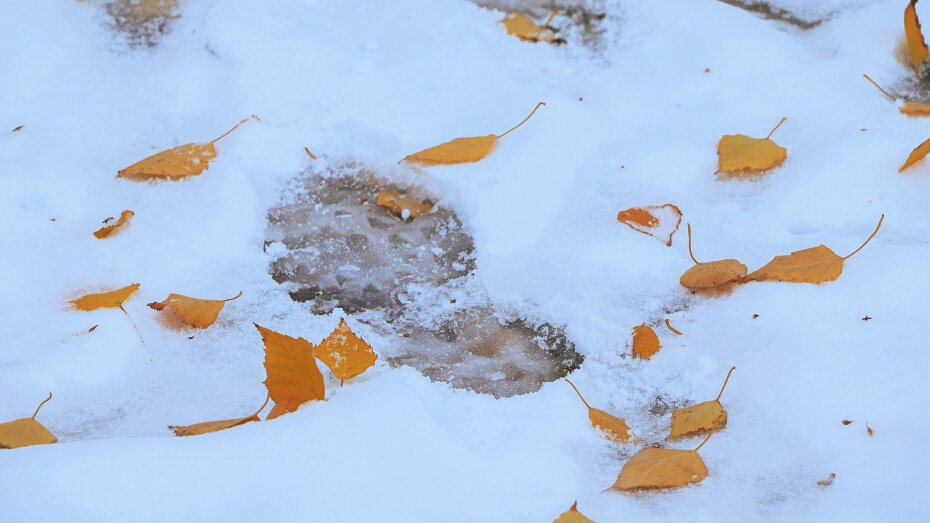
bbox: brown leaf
[842,419,854,425]
[117,116,256,180]
[148,291,242,329]
[552,501,597,523]
[743,215,883,284]
[632,324,660,360]
[565,379,631,443]
[402,103,544,166]
[716,118,787,177]
[900,137,930,171]
[905,0,928,74]
[169,394,269,436]
[70,283,140,311]
[680,224,747,289]
[817,473,836,486]
[12,125,23,132]
[667,367,735,439]
[501,11,559,43]
[0,393,57,449]
[93,209,134,239]
[255,323,325,419]
[867,423,874,436]
[616,204,682,246]
[376,190,433,219]
[609,431,714,491]
[314,318,378,385]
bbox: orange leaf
[117,116,256,180]
[255,323,325,419]
[905,0,928,74]
[70,283,140,311]
[501,11,559,43]
[667,367,735,439]
[610,431,714,491]
[169,394,269,437]
[616,204,682,246]
[565,379,631,443]
[93,209,134,239]
[0,393,57,449]
[899,101,930,116]
[632,324,660,360]
[402,102,544,166]
[716,117,787,176]
[376,190,433,219]
[679,224,747,289]
[148,291,242,329]
[900,137,930,171]
[552,501,597,523]
[314,318,378,385]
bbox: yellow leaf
[148,290,242,329]
[679,224,747,289]
[314,318,378,385]
[501,11,559,43]
[402,102,544,166]
[565,379,631,443]
[905,0,928,74]
[900,137,930,171]
[552,501,597,523]
[255,323,325,419]
[117,116,256,180]
[93,209,134,239]
[169,394,269,437]
[609,446,708,491]
[616,204,682,246]
[899,101,930,116]
[716,117,787,176]
[70,283,140,311]
[667,367,735,439]
[632,324,660,360]
[0,393,57,449]
[129,0,179,18]
[376,190,433,219]
[743,214,882,284]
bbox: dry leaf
[501,11,559,43]
[817,473,836,486]
[402,102,544,166]
[679,224,747,289]
[128,0,179,18]
[0,393,57,449]
[70,283,140,311]
[148,291,242,329]
[905,0,928,74]
[616,204,682,246]
[716,117,787,176]
[632,324,660,360]
[314,318,378,386]
[377,190,433,219]
[552,501,596,523]
[12,125,23,132]
[565,378,631,443]
[117,116,256,180]
[610,431,714,491]
[667,367,735,439]
[169,394,269,436]
[255,323,325,419]
[743,215,883,284]
[867,423,874,436]
[842,419,854,425]
[900,137,930,171]
[93,209,134,239]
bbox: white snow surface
[1,0,928,521]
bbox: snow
[1,0,928,521]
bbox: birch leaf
[552,501,596,523]
[377,190,433,219]
[93,210,134,239]
[169,394,269,436]
[0,393,57,449]
[255,323,325,419]
[501,11,559,43]
[565,379,631,443]
[610,431,714,491]
[71,283,140,311]
[900,137,930,171]
[402,102,544,166]
[679,224,747,289]
[632,324,660,360]
[314,318,377,386]
[905,0,928,74]
[716,118,787,176]
[616,204,682,246]
[667,367,735,439]
[148,291,242,329]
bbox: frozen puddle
[266,164,582,397]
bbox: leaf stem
[686,223,700,264]
[498,102,546,138]
[32,393,53,419]
[304,147,318,160]
[541,11,558,29]
[251,392,271,418]
[715,366,736,402]
[766,117,787,140]
[119,304,145,344]
[693,427,715,452]
[564,378,591,409]
[222,290,244,302]
[665,319,683,335]
[210,115,259,144]
[843,214,884,260]
[862,74,897,102]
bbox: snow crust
[1,0,928,521]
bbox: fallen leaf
[565,378,631,443]
[610,431,714,491]
[169,394,269,436]
[867,423,874,436]
[314,318,378,386]
[255,323,325,419]
[632,324,660,360]
[862,74,930,117]
[128,0,179,18]
[667,367,735,439]
[743,215,884,284]
[552,501,596,523]
[148,290,242,329]
[900,137,930,171]
[0,393,57,449]
[665,319,683,335]
[679,224,747,289]
[501,11,559,43]
[842,419,854,425]
[71,283,145,343]
[616,204,682,246]
[117,115,257,180]
[905,0,928,74]
[716,117,787,176]
[12,125,23,132]
[862,315,872,321]
[817,473,836,486]
[402,102,544,166]
[93,209,134,239]
[377,190,433,219]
